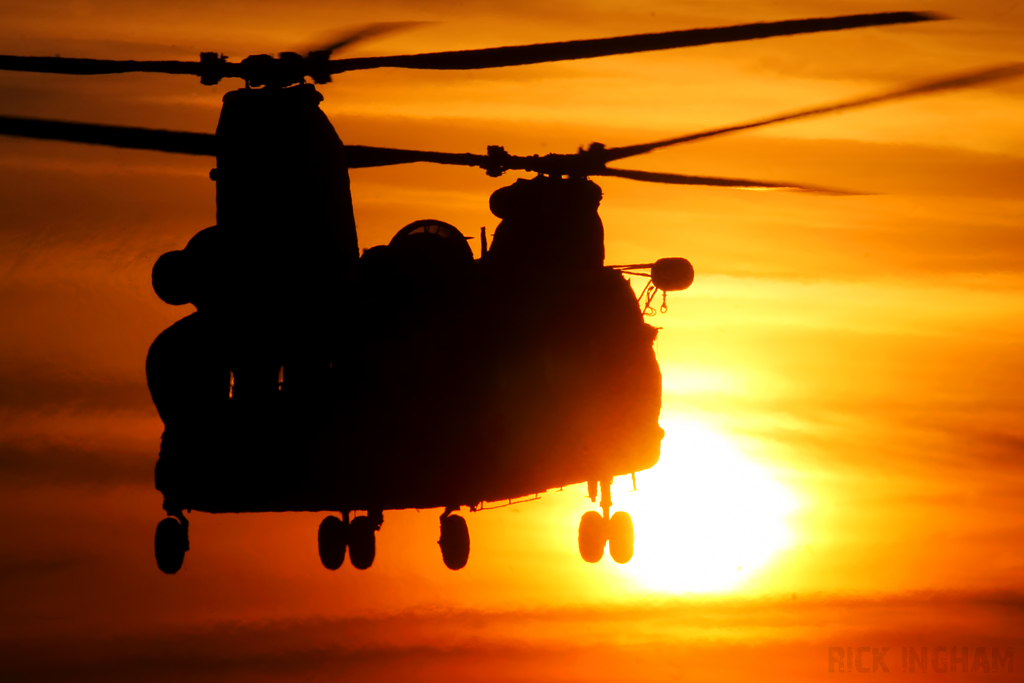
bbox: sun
[611,417,799,593]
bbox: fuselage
[148,84,664,516]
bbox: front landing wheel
[155,517,188,574]
[578,510,606,563]
[607,511,634,564]
[439,514,470,570]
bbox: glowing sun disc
[614,417,798,593]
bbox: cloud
[0,554,82,582]
[0,441,154,487]
[1,592,1021,682]
[0,365,149,412]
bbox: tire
[155,517,187,574]
[607,511,634,564]
[577,510,606,563]
[439,514,470,570]
[318,515,347,570]
[348,516,376,570]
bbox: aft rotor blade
[344,144,491,169]
[0,115,216,155]
[329,11,939,72]
[602,63,1024,162]
[0,54,212,77]
[593,167,857,194]
[305,22,423,56]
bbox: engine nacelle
[152,249,194,306]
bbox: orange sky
[1,1,1023,680]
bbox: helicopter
[0,10,1018,576]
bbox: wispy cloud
[0,441,153,487]
[2,592,1021,681]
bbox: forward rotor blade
[344,144,491,169]
[0,54,209,77]
[329,12,939,73]
[592,167,856,194]
[345,144,858,193]
[0,118,856,194]
[602,63,1024,162]
[0,115,216,155]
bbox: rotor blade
[344,144,491,169]
[602,62,1024,162]
[345,144,859,193]
[0,115,216,155]
[0,54,210,77]
[329,12,940,72]
[592,167,857,194]
[305,22,423,56]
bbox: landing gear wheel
[348,516,376,570]
[439,514,470,570]
[607,511,634,564]
[318,515,347,570]
[155,517,187,574]
[577,510,606,563]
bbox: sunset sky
[1,0,1023,680]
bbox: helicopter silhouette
[0,11,1019,574]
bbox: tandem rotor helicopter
[0,10,1019,575]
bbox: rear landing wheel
[155,517,188,574]
[577,510,606,563]
[439,514,470,570]
[607,511,634,564]
[348,516,376,570]
[318,515,347,570]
